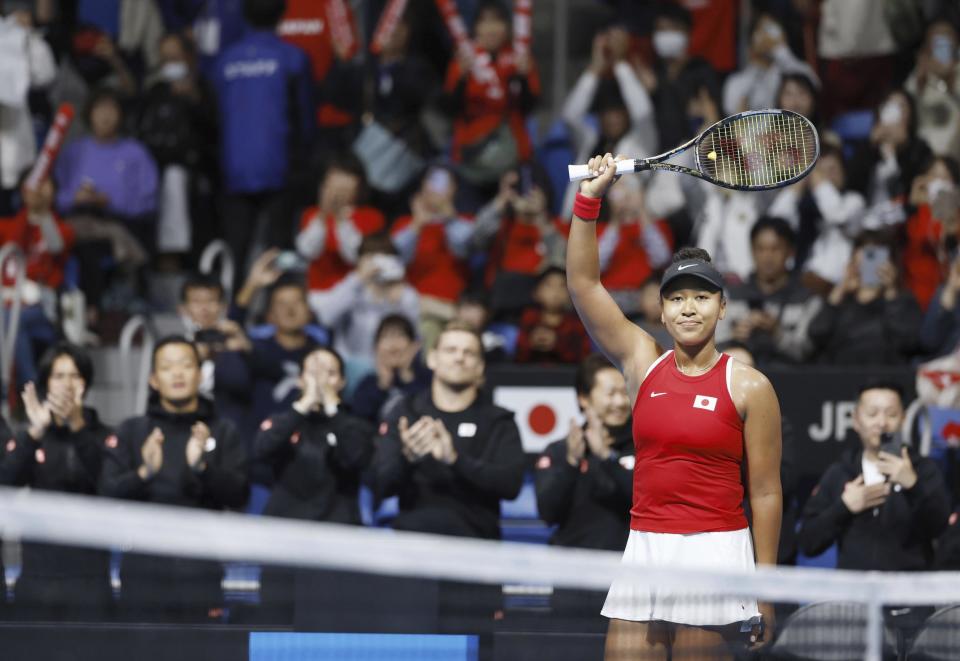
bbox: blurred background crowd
[2,0,960,630]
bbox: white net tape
[0,487,958,607]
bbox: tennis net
[0,487,957,661]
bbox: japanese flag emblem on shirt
[693,395,718,411]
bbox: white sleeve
[597,225,619,272]
[640,223,671,269]
[612,61,657,154]
[294,214,326,258]
[27,29,56,87]
[768,187,801,229]
[722,68,758,115]
[561,69,600,158]
[812,182,866,227]
[334,219,362,264]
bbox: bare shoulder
[729,359,781,418]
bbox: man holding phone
[799,381,950,571]
[808,234,922,364]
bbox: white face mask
[653,30,688,59]
[160,61,189,82]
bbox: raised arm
[566,154,659,374]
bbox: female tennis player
[568,153,782,661]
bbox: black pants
[119,553,224,623]
[220,190,294,290]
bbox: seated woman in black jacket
[4,343,113,621]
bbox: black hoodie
[255,405,374,523]
[4,408,112,579]
[534,422,634,551]
[798,446,950,571]
[370,390,525,540]
[100,396,248,510]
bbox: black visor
[659,260,725,294]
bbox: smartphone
[859,246,889,288]
[879,432,904,456]
[274,250,307,273]
[426,168,453,195]
[518,164,534,196]
[740,613,763,635]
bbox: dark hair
[852,229,895,251]
[322,151,368,199]
[265,274,308,313]
[151,335,201,371]
[671,247,712,264]
[857,379,905,404]
[243,0,286,29]
[375,313,417,344]
[83,87,124,131]
[474,0,510,26]
[180,273,225,303]
[776,72,820,125]
[921,154,960,184]
[358,232,399,257]
[300,345,344,377]
[591,78,627,114]
[36,342,94,398]
[654,0,693,30]
[750,216,796,247]
[574,353,617,397]
[457,289,490,309]
[16,167,57,195]
[535,266,566,287]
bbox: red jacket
[486,217,569,286]
[0,209,74,289]
[299,206,385,291]
[599,220,673,291]
[444,48,540,163]
[902,204,943,311]
[515,306,591,365]
[390,216,473,302]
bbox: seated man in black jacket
[254,346,374,622]
[535,354,633,551]
[370,321,525,539]
[798,381,950,570]
[100,336,249,622]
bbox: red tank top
[630,351,746,534]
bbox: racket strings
[698,112,817,189]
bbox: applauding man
[370,322,525,540]
[100,336,248,622]
[535,354,634,551]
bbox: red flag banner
[325,0,358,60]
[370,0,409,54]
[434,0,503,98]
[513,0,533,58]
[25,103,74,191]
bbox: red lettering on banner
[370,0,408,54]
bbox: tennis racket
[568,109,820,192]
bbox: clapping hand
[22,382,51,441]
[139,427,164,480]
[186,421,210,471]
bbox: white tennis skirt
[601,527,760,626]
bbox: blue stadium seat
[359,484,399,528]
[830,110,874,159]
[797,542,838,569]
[535,118,577,215]
[501,472,554,544]
[486,322,520,359]
[247,323,330,347]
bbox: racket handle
[567,159,639,182]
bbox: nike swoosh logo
[677,264,696,271]
[650,392,667,398]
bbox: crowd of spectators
[1,0,960,631]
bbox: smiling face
[579,367,631,427]
[660,277,725,347]
[47,354,85,401]
[149,342,201,405]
